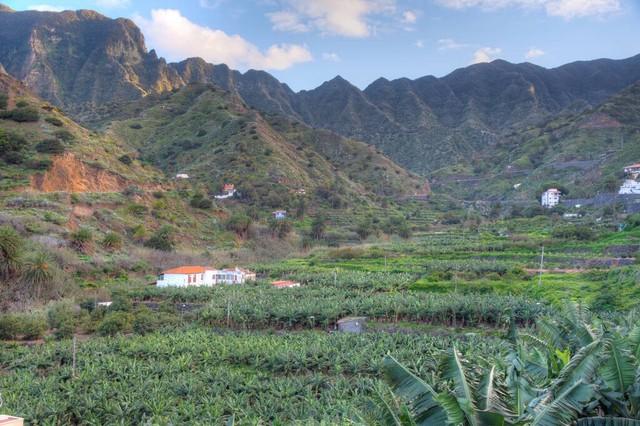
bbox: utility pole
[538,246,545,286]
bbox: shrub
[109,291,133,312]
[225,213,252,238]
[552,225,596,241]
[35,138,65,154]
[268,218,292,238]
[7,106,40,122]
[0,129,27,163]
[0,314,19,339]
[0,225,23,280]
[54,129,74,142]
[20,314,47,340]
[127,203,148,217]
[0,92,7,110]
[144,226,175,252]
[196,129,207,137]
[15,100,28,108]
[118,154,133,165]
[45,116,64,127]
[22,251,60,300]
[190,192,213,209]
[47,302,77,339]
[129,123,143,129]
[101,232,123,251]
[70,227,94,252]
[98,312,132,336]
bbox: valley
[1,3,640,425]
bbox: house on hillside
[175,173,189,179]
[271,280,300,288]
[619,163,640,194]
[541,188,561,208]
[157,266,255,287]
[272,210,287,220]
[215,183,237,199]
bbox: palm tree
[22,251,59,299]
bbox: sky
[5,0,640,91]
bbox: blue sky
[7,0,640,91]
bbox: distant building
[175,173,189,179]
[272,210,287,220]
[619,163,640,194]
[541,188,561,208]
[271,280,300,289]
[156,266,255,287]
[215,183,237,200]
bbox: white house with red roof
[157,266,255,287]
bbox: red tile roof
[163,266,206,274]
[625,163,640,169]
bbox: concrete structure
[175,173,189,179]
[541,188,561,208]
[0,416,24,426]
[619,164,640,195]
[337,317,367,333]
[157,266,255,287]
[272,210,287,220]
[271,280,300,289]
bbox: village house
[214,183,237,199]
[271,280,300,289]
[175,173,189,179]
[156,266,255,287]
[541,188,561,208]
[272,210,287,220]
[619,163,640,195]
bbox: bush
[190,192,213,209]
[98,312,132,336]
[0,129,27,163]
[118,154,133,165]
[6,106,40,122]
[101,232,123,251]
[0,92,7,110]
[45,116,64,127]
[144,226,175,252]
[35,138,65,154]
[0,225,23,280]
[0,314,19,339]
[20,315,47,340]
[47,302,77,339]
[70,227,94,252]
[54,129,74,142]
[129,123,143,129]
[552,225,596,241]
[225,213,252,238]
[127,203,148,217]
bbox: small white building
[157,266,255,287]
[272,210,287,220]
[619,163,640,194]
[175,173,190,179]
[271,280,300,289]
[541,188,561,208]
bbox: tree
[310,214,326,240]
[144,226,175,252]
[0,226,22,280]
[268,218,292,239]
[225,213,252,238]
[22,251,60,300]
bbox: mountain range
[1,4,639,203]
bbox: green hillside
[430,81,640,206]
[106,83,427,211]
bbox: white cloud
[134,9,313,71]
[199,0,226,9]
[525,47,545,58]
[27,4,64,11]
[436,0,620,19]
[472,47,502,63]
[95,0,130,8]
[322,52,341,62]
[415,40,424,48]
[437,38,468,50]
[401,10,418,23]
[268,0,396,38]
